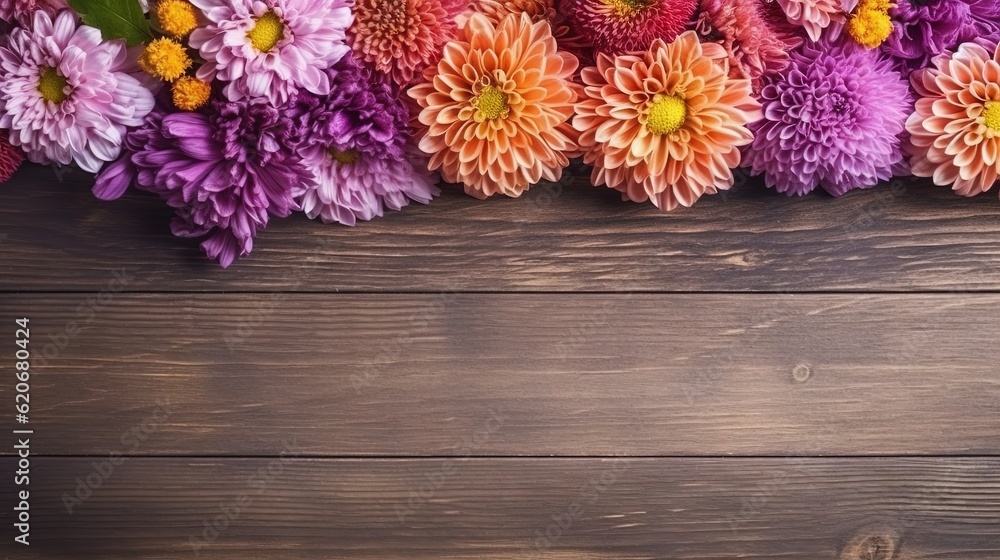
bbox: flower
[776,0,845,41]
[189,0,353,104]
[0,10,154,173]
[574,32,760,210]
[0,0,64,24]
[171,76,212,110]
[693,0,802,95]
[846,0,893,49]
[906,40,1000,197]
[409,13,579,198]
[290,56,438,225]
[556,0,697,54]
[139,37,192,81]
[95,99,311,267]
[472,0,588,57]
[156,0,199,37]
[0,133,25,184]
[745,38,910,196]
[349,0,465,86]
[882,0,1000,73]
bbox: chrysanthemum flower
[745,39,910,196]
[0,133,25,184]
[473,0,588,57]
[290,56,438,225]
[409,13,579,198]
[906,40,1000,196]
[0,10,154,173]
[94,99,311,267]
[139,37,192,81]
[846,0,894,49]
[171,76,212,110]
[694,0,802,95]
[189,0,353,104]
[0,0,64,24]
[556,0,697,54]
[349,0,465,87]
[883,0,1000,73]
[156,0,199,37]
[574,32,760,211]
[776,0,845,41]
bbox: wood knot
[841,528,899,560]
[792,363,811,383]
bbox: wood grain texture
[4,164,1000,292]
[5,457,1000,559]
[5,293,999,456]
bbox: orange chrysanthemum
[574,31,761,211]
[907,41,1000,196]
[409,12,580,198]
[349,0,465,86]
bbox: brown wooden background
[1,163,999,558]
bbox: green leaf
[67,0,152,46]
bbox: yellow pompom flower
[847,7,893,48]
[139,38,192,82]
[156,0,199,37]
[171,76,212,110]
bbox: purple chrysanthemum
[0,10,154,173]
[0,0,65,24]
[883,0,1000,74]
[94,99,311,267]
[0,132,25,183]
[189,0,353,105]
[290,56,438,226]
[745,39,911,196]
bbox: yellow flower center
[156,0,199,37]
[171,76,212,111]
[37,67,68,104]
[984,101,1000,132]
[474,85,509,120]
[330,149,360,164]
[646,94,687,135]
[847,7,894,48]
[601,0,649,17]
[247,11,284,53]
[139,38,192,82]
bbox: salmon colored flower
[556,0,697,54]
[471,0,587,55]
[350,0,465,86]
[409,12,579,198]
[907,40,1000,196]
[574,31,761,211]
[777,0,845,41]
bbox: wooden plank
[5,293,999,456]
[3,165,1000,292]
[5,457,1000,558]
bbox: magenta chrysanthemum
[189,0,353,105]
[0,132,25,183]
[746,39,911,196]
[883,0,1000,74]
[0,10,154,173]
[290,56,438,225]
[556,0,698,54]
[94,99,311,267]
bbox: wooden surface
[2,165,1000,557]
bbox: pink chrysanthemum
[694,0,802,95]
[556,0,698,54]
[777,0,845,41]
[0,10,154,173]
[189,0,353,104]
[0,133,25,183]
[907,40,1000,196]
[349,0,464,86]
[0,0,64,24]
